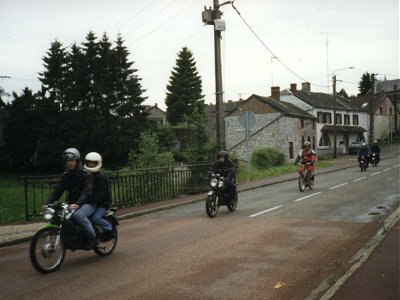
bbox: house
[350,90,398,141]
[144,103,167,126]
[204,99,243,141]
[280,82,366,156]
[225,88,317,163]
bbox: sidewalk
[0,147,399,299]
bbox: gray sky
[0,0,399,109]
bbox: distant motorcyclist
[210,150,237,197]
[357,142,370,167]
[294,141,317,186]
[46,148,96,249]
[370,140,381,164]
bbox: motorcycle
[205,172,238,218]
[30,202,118,274]
[298,163,314,192]
[359,155,369,172]
[370,152,378,167]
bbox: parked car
[349,142,361,155]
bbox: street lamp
[332,67,354,158]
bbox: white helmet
[84,152,102,172]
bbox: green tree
[0,88,40,171]
[358,72,376,95]
[165,47,204,125]
[338,88,349,98]
[39,40,69,111]
[128,131,174,169]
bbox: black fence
[20,163,212,221]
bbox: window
[322,112,332,124]
[379,107,383,115]
[336,113,342,125]
[353,115,359,125]
[319,132,331,147]
[301,118,304,128]
[344,114,350,125]
[390,108,393,115]
[317,111,323,123]
[289,142,294,159]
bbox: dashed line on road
[370,172,380,176]
[330,183,349,190]
[353,177,366,182]
[383,168,391,172]
[294,192,322,202]
[393,164,400,168]
[249,205,283,218]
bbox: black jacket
[46,164,94,206]
[91,172,112,209]
[210,159,236,180]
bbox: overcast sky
[0,0,399,109]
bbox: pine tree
[0,88,40,171]
[338,88,349,98]
[165,47,205,125]
[39,40,69,111]
[358,72,376,95]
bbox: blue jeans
[91,207,112,232]
[73,203,97,241]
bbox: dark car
[349,142,361,155]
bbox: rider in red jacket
[294,141,317,185]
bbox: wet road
[1,156,399,300]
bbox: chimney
[271,86,280,100]
[290,83,297,92]
[301,82,311,93]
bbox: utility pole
[332,75,337,158]
[394,84,398,136]
[369,75,375,144]
[203,1,230,150]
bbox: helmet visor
[85,160,99,168]
[62,152,77,161]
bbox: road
[1,156,399,300]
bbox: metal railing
[20,163,212,221]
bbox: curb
[319,207,400,300]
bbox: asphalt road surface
[1,156,399,300]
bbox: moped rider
[357,142,370,167]
[294,141,317,186]
[370,140,381,164]
[46,148,96,249]
[84,152,114,241]
[210,150,237,198]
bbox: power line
[230,2,326,88]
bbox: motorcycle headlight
[210,178,218,187]
[43,208,55,220]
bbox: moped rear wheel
[298,174,306,192]
[30,227,65,274]
[94,219,118,257]
[206,193,219,218]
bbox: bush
[251,147,285,169]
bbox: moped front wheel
[227,191,238,212]
[298,174,306,192]
[30,227,65,274]
[206,193,219,218]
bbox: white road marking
[249,205,283,217]
[294,192,322,202]
[393,164,400,168]
[370,172,380,176]
[383,168,391,172]
[330,182,348,190]
[353,177,366,182]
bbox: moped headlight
[210,178,218,187]
[43,208,55,220]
